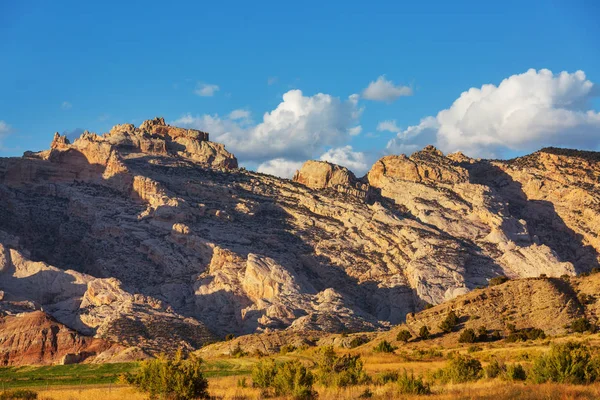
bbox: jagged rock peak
[414,144,444,157]
[51,132,70,149]
[36,117,238,170]
[293,160,372,200]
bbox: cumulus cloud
[257,158,304,178]
[61,101,72,110]
[387,69,600,158]
[174,89,361,164]
[320,145,371,176]
[377,120,401,133]
[195,83,220,97]
[228,109,250,120]
[362,75,413,102]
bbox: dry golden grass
[36,385,146,400]
[35,380,600,400]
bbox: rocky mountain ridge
[1,117,599,364]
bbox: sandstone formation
[1,118,600,364]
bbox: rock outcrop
[1,118,600,364]
[293,160,372,200]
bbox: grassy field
[3,334,600,399]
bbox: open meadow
[3,333,600,399]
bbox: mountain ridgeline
[0,117,599,365]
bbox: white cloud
[257,158,304,179]
[387,69,600,158]
[174,89,361,163]
[348,125,362,136]
[377,120,401,133]
[319,145,371,176]
[195,83,220,97]
[0,121,11,149]
[228,109,250,120]
[362,75,413,102]
[61,101,72,110]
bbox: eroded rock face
[293,160,372,200]
[1,119,600,363]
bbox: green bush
[569,318,593,333]
[531,341,600,384]
[230,343,248,358]
[435,354,482,384]
[467,345,482,353]
[419,326,430,340]
[505,327,546,342]
[280,344,297,354]
[477,326,488,342]
[439,311,459,333]
[485,359,504,379]
[458,328,477,343]
[347,336,369,349]
[375,371,398,385]
[272,360,316,400]
[504,363,527,381]
[489,275,509,286]
[397,370,431,395]
[252,359,278,388]
[0,390,37,400]
[396,330,412,343]
[252,359,316,399]
[315,346,370,387]
[121,350,209,400]
[373,340,396,353]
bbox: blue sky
[1,0,599,176]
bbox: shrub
[373,340,396,353]
[0,390,37,400]
[489,275,509,286]
[358,388,373,398]
[458,328,477,343]
[375,371,398,385]
[396,329,412,343]
[569,317,593,333]
[435,354,482,383]
[230,343,247,358]
[467,345,483,353]
[225,333,235,341]
[419,326,430,340]
[485,359,504,379]
[252,359,278,388]
[237,377,247,388]
[347,336,369,349]
[280,344,297,354]
[504,363,527,381]
[315,346,370,387]
[439,311,459,333]
[272,360,316,400]
[397,370,431,395]
[477,326,488,342]
[505,327,546,342]
[531,341,600,384]
[121,350,209,400]
[592,267,600,274]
